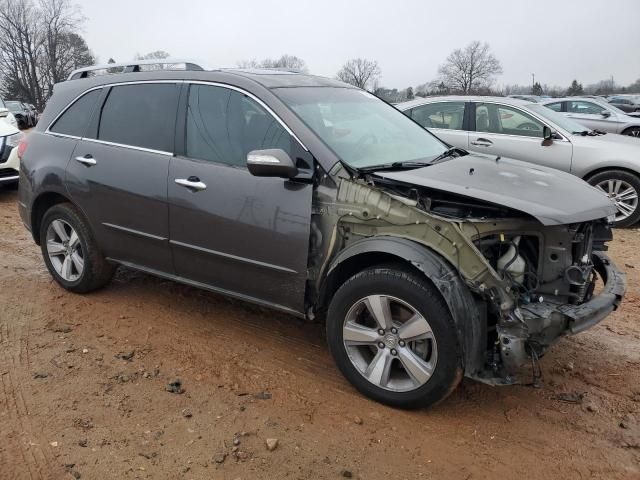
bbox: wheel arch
[30,191,75,245]
[319,236,486,376]
[582,165,640,182]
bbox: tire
[587,170,640,227]
[40,203,114,293]
[326,266,463,409]
[622,126,640,138]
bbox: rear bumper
[560,251,626,334]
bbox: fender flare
[326,236,486,375]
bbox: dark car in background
[6,101,33,129]
[608,95,640,114]
[17,60,624,409]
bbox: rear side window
[185,84,292,166]
[50,89,102,137]
[545,102,563,112]
[409,102,465,130]
[98,83,179,152]
[567,101,603,114]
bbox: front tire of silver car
[587,170,640,227]
[622,126,640,138]
[326,266,463,409]
[40,203,115,293]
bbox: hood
[0,119,19,137]
[374,154,616,226]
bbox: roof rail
[67,59,205,81]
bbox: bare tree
[336,58,381,90]
[0,0,93,108]
[135,50,170,61]
[237,54,307,72]
[437,41,502,94]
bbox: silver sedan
[542,97,640,137]
[397,96,640,226]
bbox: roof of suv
[398,95,533,110]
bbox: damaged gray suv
[18,60,626,408]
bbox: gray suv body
[18,64,625,408]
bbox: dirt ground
[0,186,639,480]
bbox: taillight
[17,138,27,159]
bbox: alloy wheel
[46,219,84,281]
[342,295,438,392]
[595,179,639,222]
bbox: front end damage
[311,168,626,385]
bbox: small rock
[50,441,58,447]
[565,361,574,371]
[33,372,48,379]
[353,416,363,425]
[555,392,583,404]
[239,406,246,412]
[233,437,240,446]
[620,414,634,429]
[341,469,353,478]
[236,451,249,460]
[214,453,227,464]
[625,263,635,269]
[119,374,130,383]
[181,408,192,418]
[143,372,151,378]
[116,351,135,361]
[265,438,278,451]
[166,379,185,394]
[78,439,87,447]
[232,446,239,453]
[71,471,81,479]
[54,326,72,333]
[584,402,598,413]
[253,391,272,400]
[82,348,89,354]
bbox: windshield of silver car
[275,87,448,169]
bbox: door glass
[409,102,465,130]
[475,103,544,138]
[186,84,292,166]
[50,89,102,137]
[567,101,603,114]
[544,102,563,112]
[98,83,179,152]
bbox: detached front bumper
[559,251,626,334]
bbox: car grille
[0,167,18,178]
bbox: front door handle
[175,177,207,191]
[470,138,493,146]
[75,155,97,166]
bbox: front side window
[98,83,179,152]
[475,103,544,138]
[185,84,291,167]
[50,89,102,137]
[275,87,447,169]
[567,101,604,115]
[545,102,563,112]
[409,102,465,130]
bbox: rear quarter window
[50,89,102,137]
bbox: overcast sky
[80,0,640,89]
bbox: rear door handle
[175,177,207,191]
[470,138,493,146]
[75,155,96,166]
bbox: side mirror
[543,125,554,141]
[0,107,8,118]
[601,110,611,118]
[247,149,298,179]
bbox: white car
[0,121,22,185]
[0,96,18,128]
[398,96,640,226]
[542,97,640,137]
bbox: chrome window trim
[82,137,173,156]
[45,79,309,153]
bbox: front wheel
[587,170,640,227]
[326,266,463,409]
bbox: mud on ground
[0,186,639,479]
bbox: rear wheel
[40,203,114,293]
[587,170,640,227]
[622,127,640,138]
[326,266,462,409]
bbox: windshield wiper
[357,160,431,173]
[429,147,465,163]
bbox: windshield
[275,87,448,169]
[530,104,594,134]
[6,101,21,113]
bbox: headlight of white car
[5,131,23,148]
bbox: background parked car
[542,97,640,137]
[5,101,32,129]
[0,120,22,185]
[507,94,546,102]
[0,96,18,128]
[398,96,640,226]
[26,103,39,125]
[608,95,640,114]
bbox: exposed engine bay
[310,168,625,386]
